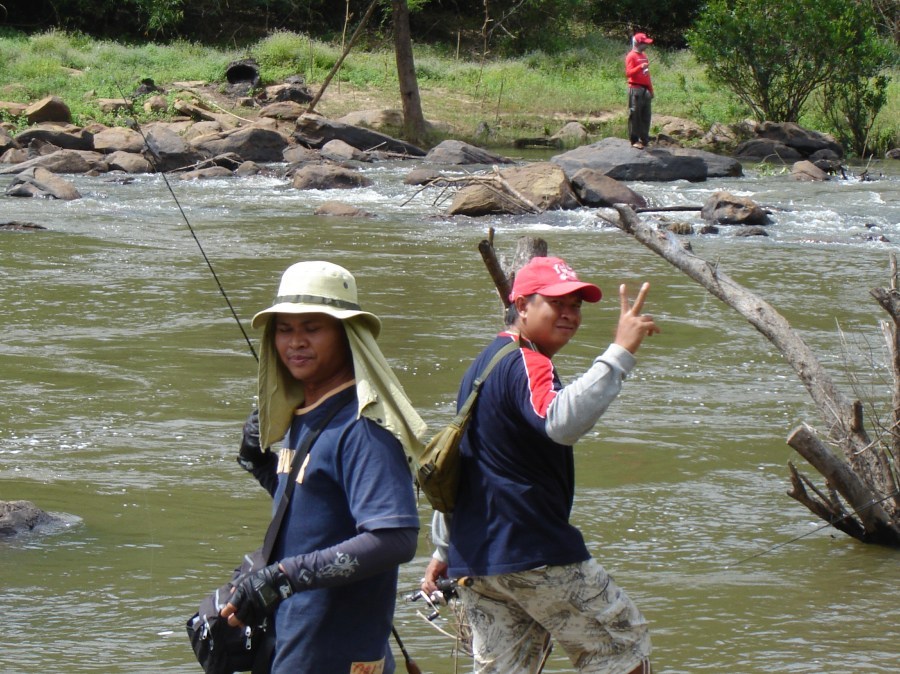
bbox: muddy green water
[1,159,898,673]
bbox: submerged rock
[425,139,513,165]
[569,169,647,208]
[0,500,80,537]
[315,201,375,218]
[0,500,52,536]
[0,220,48,231]
[290,163,374,190]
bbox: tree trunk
[609,205,900,546]
[392,0,428,145]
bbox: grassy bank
[0,29,897,152]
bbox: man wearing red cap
[626,32,654,149]
[422,256,659,673]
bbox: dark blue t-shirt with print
[271,387,418,674]
[448,333,590,578]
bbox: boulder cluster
[0,85,877,229]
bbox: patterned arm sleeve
[279,527,418,590]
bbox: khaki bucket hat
[251,261,381,337]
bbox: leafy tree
[687,0,890,124]
[816,2,895,156]
[822,72,890,158]
[406,0,702,53]
[143,0,183,34]
[819,22,895,157]
[0,0,368,41]
[465,0,588,55]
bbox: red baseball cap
[633,32,653,44]
[509,257,602,303]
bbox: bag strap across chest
[456,338,521,420]
[262,387,354,561]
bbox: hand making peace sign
[613,282,661,354]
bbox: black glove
[228,563,294,628]
[237,408,264,471]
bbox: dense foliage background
[0,0,707,49]
[1,0,895,53]
[0,0,897,154]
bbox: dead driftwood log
[607,204,900,547]
[405,172,545,214]
[477,229,548,308]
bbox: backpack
[416,340,519,512]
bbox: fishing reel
[405,576,471,621]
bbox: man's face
[273,312,352,390]
[516,292,583,357]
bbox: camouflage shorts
[458,558,651,674]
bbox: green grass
[0,28,897,153]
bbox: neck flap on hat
[256,316,427,471]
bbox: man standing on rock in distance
[626,32,654,150]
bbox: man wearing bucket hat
[223,261,427,674]
[422,256,658,673]
[626,31,654,150]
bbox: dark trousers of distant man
[628,85,652,146]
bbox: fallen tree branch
[787,462,867,539]
[609,204,857,445]
[634,205,703,213]
[491,166,542,214]
[173,88,256,124]
[869,251,900,510]
[609,204,900,545]
[787,424,898,542]
[478,230,511,307]
[403,173,544,214]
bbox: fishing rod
[730,487,900,566]
[154,158,259,363]
[116,82,258,363]
[391,625,422,674]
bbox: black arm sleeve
[279,527,418,591]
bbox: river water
[1,153,898,673]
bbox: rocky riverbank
[1,79,895,225]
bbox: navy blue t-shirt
[271,387,419,673]
[448,333,591,577]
